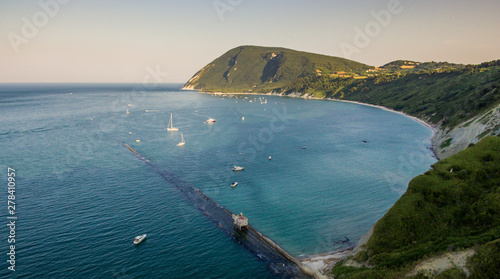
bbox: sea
[0,83,436,278]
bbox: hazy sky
[1,0,499,83]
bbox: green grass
[333,136,500,278]
[477,130,492,140]
[440,138,452,149]
[462,119,474,128]
[478,110,493,124]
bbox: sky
[1,0,499,83]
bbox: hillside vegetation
[380,60,466,73]
[183,45,372,92]
[185,47,500,278]
[281,63,500,129]
[185,46,499,132]
[332,136,500,278]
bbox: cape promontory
[184,46,499,160]
[183,45,372,93]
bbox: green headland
[184,45,500,160]
[184,46,500,278]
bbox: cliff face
[434,103,500,159]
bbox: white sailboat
[177,133,185,146]
[167,113,179,131]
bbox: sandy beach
[298,248,354,277]
[188,89,436,130]
[188,89,441,277]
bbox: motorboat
[133,234,147,245]
[231,182,238,187]
[232,166,244,171]
[206,118,216,123]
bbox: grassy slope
[280,65,500,129]
[333,136,500,278]
[183,45,372,92]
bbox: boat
[206,118,216,123]
[232,166,244,171]
[268,156,272,160]
[133,234,146,245]
[167,113,179,131]
[126,107,130,115]
[177,133,185,146]
[231,182,238,187]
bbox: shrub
[468,241,500,279]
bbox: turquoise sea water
[0,84,436,278]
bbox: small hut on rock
[232,213,248,230]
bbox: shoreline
[325,97,440,158]
[185,88,440,157]
[297,247,355,276]
[184,87,441,276]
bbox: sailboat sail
[167,113,179,131]
[177,133,185,146]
